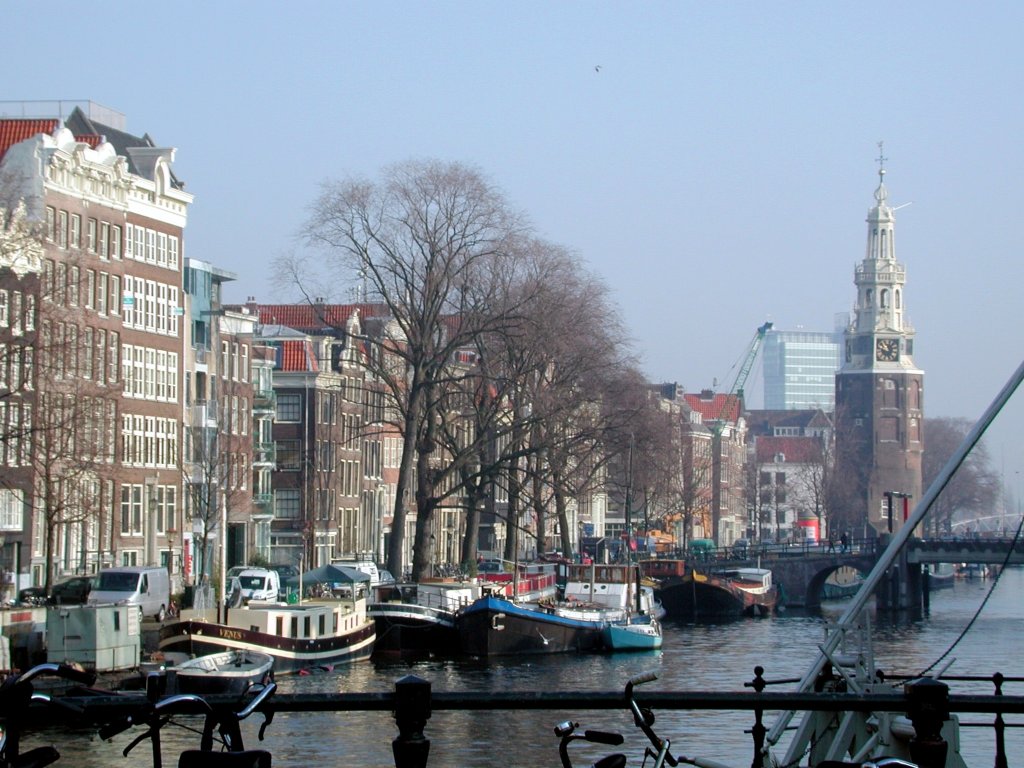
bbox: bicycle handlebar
[1,663,97,694]
[583,730,624,746]
[236,682,276,720]
[627,672,658,688]
[625,672,679,767]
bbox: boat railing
[36,666,1024,768]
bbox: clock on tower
[875,338,899,362]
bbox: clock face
[876,338,899,362]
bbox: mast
[769,356,1024,759]
[625,435,634,564]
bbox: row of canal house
[0,104,420,593]
[0,103,768,598]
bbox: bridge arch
[770,553,877,610]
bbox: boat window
[113,611,120,631]
[319,615,325,635]
[304,616,311,637]
[291,616,298,637]
[276,616,284,636]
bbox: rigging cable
[917,512,1024,677]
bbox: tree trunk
[387,384,424,577]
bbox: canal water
[46,567,1024,767]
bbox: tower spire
[874,140,888,206]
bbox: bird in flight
[594,65,602,73]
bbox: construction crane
[714,321,773,433]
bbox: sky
[6,2,1024,489]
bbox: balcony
[191,399,218,426]
[253,388,276,413]
[253,442,276,466]
[252,493,274,521]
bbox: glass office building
[762,327,843,411]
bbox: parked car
[50,576,94,605]
[17,587,48,606]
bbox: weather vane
[876,140,887,178]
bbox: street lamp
[166,528,176,575]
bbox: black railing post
[993,672,1007,768]
[748,666,766,768]
[904,676,950,768]
[393,674,432,768]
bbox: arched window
[895,289,901,309]
[880,289,889,308]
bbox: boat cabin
[640,559,687,579]
[563,564,639,609]
[225,591,369,641]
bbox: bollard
[393,674,432,768]
[904,676,949,768]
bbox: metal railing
[23,667,1024,768]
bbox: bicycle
[618,673,733,768]
[100,677,276,768]
[624,673,677,768]
[0,662,97,768]
[553,719,625,768]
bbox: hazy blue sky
[8,2,1024,488]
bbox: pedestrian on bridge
[827,535,836,554]
[840,532,849,553]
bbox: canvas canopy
[284,563,371,588]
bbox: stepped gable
[0,118,58,161]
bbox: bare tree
[185,375,253,582]
[922,417,1001,536]
[299,160,524,580]
[492,247,635,559]
[21,284,118,590]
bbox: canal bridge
[689,536,1024,611]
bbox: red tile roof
[0,118,58,162]
[257,303,386,333]
[754,436,823,464]
[683,392,741,423]
[279,339,319,372]
[74,133,103,149]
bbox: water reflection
[36,569,1024,767]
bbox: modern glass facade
[762,329,842,411]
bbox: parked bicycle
[623,673,678,768]
[100,678,276,768]
[553,719,625,768]
[0,662,97,768]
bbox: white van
[331,559,395,586]
[89,566,170,621]
[236,568,280,603]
